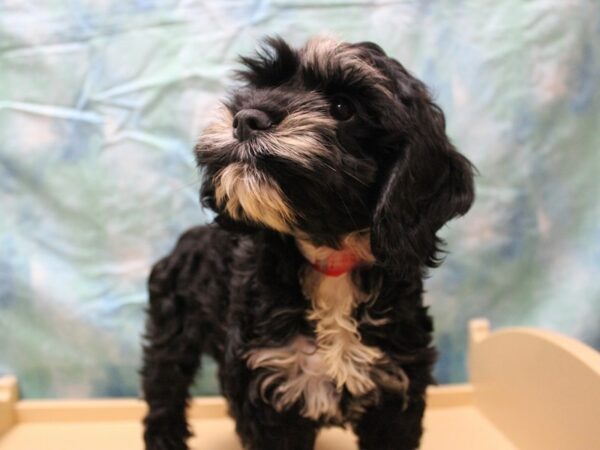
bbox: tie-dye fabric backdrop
[1,0,599,399]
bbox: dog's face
[196,36,475,269]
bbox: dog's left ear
[370,57,475,273]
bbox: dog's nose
[232,109,272,141]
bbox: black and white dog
[142,36,475,450]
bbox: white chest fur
[246,237,386,421]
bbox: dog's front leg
[141,255,205,450]
[231,402,318,450]
[222,346,318,450]
[353,388,426,450]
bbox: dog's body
[142,37,475,450]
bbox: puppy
[141,36,475,450]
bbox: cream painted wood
[469,319,600,450]
[1,320,599,450]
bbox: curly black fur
[142,36,475,450]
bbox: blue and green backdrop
[0,0,599,398]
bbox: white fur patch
[246,336,342,420]
[301,268,382,396]
[247,234,393,421]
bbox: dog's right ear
[370,62,475,274]
[371,144,474,275]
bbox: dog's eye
[330,96,355,121]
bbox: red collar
[309,249,361,277]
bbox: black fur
[142,37,475,450]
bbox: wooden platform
[1,319,599,450]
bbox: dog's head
[196,36,474,271]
